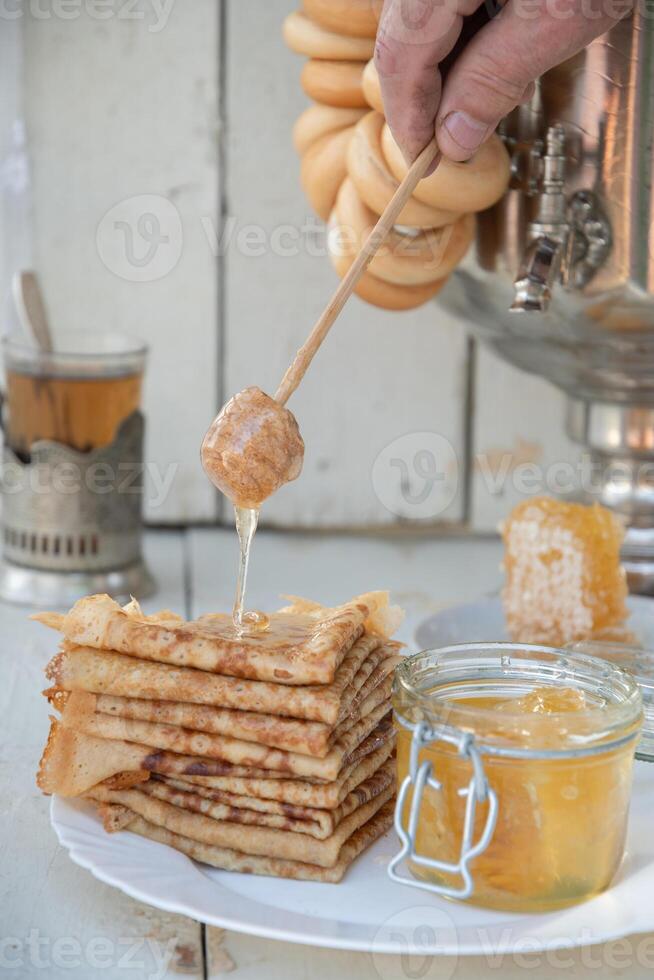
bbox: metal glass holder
[388,715,499,900]
[0,411,155,606]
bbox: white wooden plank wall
[0,20,31,317]
[14,0,577,531]
[21,0,220,523]
[470,346,580,532]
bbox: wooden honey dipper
[202,138,441,509]
[275,138,440,406]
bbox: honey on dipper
[201,386,304,631]
[201,387,304,510]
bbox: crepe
[337,645,402,722]
[34,591,403,685]
[96,802,134,832]
[65,671,394,758]
[167,739,395,809]
[154,756,394,839]
[57,688,393,780]
[46,634,398,725]
[46,647,400,757]
[101,757,394,841]
[88,775,394,867]
[96,799,395,883]
[37,716,394,798]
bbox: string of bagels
[283,2,511,310]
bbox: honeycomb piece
[497,686,587,716]
[502,497,628,646]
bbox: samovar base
[0,559,157,608]
[566,399,654,596]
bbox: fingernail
[441,111,489,152]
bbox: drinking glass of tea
[0,330,155,605]
[3,330,146,457]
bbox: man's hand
[375,0,632,169]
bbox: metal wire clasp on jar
[388,643,643,913]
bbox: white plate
[415,594,654,650]
[52,758,654,957]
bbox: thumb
[436,0,632,161]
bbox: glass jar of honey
[389,643,643,913]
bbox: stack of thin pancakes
[36,591,404,883]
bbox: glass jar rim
[3,329,147,372]
[394,642,643,756]
[570,640,654,762]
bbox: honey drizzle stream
[232,506,269,633]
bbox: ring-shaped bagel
[347,112,461,229]
[300,125,354,220]
[382,124,511,213]
[293,105,367,155]
[328,215,447,310]
[335,177,474,285]
[283,11,375,60]
[361,58,383,112]
[301,59,368,108]
[303,0,381,39]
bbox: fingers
[436,0,633,160]
[375,0,481,173]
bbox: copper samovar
[442,9,654,592]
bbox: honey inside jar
[394,645,643,913]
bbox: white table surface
[3,527,653,979]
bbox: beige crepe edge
[47,634,399,725]
[57,688,393,781]
[33,591,404,686]
[168,738,396,809]
[37,714,395,801]
[95,798,396,883]
[56,666,397,760]
[136,757,395,840]
[87,770,395,867]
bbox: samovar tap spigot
[510,235,565,312]
[511,124,570,313]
